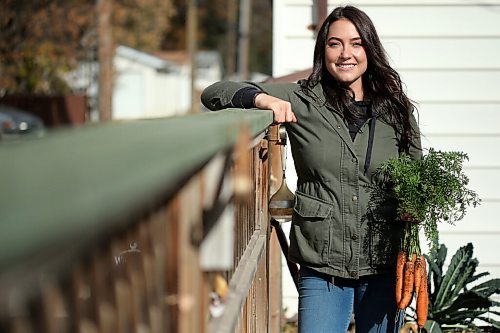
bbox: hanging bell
[269,126,295,222]
[269,173,295,222]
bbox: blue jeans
[298,267,403,333]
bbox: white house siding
[274,0,500,318]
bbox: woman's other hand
[254,93,297,123]
[401,213,419,223]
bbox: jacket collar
[293,82,357,155]
[293,81,326,108]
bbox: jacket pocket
[289,192,332,265]
[293,192,332,218]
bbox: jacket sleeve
[201,81,297,111]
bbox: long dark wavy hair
[301,5,417,153]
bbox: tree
[249,0,272,75]
[0,0,173,95]
[113,0,173,52]
[161,0,273,77]
[0,0,95,95]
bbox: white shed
[113,45,191,119]
[67,46,222,120]
[273,0,500,319]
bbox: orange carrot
[395,250,407,305]
[398,253,416,309]
[413,255,424,298]
[416,260,429,329]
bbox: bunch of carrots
[382,150,481,331]
[395,220,428,330]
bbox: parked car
[0,105,46,139]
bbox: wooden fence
[0,109,284,333]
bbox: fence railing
[0,109,284,333]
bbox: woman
[202,5,421,333]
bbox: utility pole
[97,0,113,121]
[238,0,251,80]
[226,0,237,78]
[187,0,198,113]
[317,0,327,31]
[309,0,327,33]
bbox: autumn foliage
[0,0,173,95]
[0,0,95,94]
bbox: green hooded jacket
[201,80,422,279]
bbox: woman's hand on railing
[255,93,297,123]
